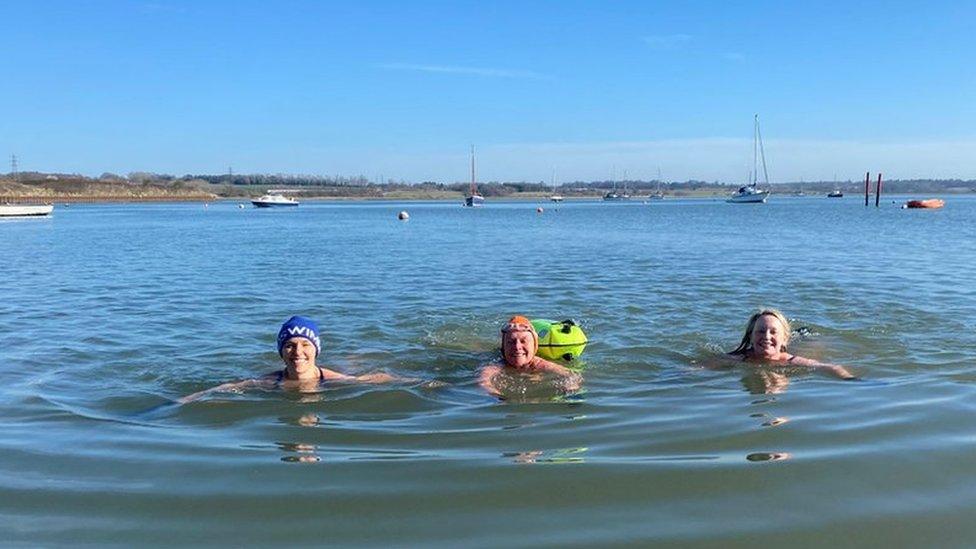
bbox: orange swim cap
[502,315,534,331]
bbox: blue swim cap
[276,316,321,356]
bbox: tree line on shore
[3,170,975,198]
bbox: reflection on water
[278,413,323,463]
[278,442,321,463]
[741,368,792,394]
[504,447,589,465]
[746,452,793,462]
[749,412,790,428]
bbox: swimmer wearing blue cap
[479,316,583,398]
[179,316,406,403]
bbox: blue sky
[2,1,974,183]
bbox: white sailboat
[728,115,771,204]
[549,168,563,202]
[649,167,665,200]
[463,146,484,207]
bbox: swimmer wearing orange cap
[479,316,583,398]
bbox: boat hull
[0,204,54,217]
[727,192,769,203]
[252,201,299,207]
[464,195,484,207]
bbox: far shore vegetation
[2,171,975,202]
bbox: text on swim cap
[283,326,320,349]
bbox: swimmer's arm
[790,356,857,380]
[320,368,419,384]
[533,358,583,391]
[699,353,744,370]
[177,376,275,404]
[479,364,504,397]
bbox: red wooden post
[875,173,882,207]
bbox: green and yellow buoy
[531,319,588,361]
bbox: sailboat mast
[749,114,759,187]
[470,145,476,194]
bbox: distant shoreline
[4,174,975,204]
[4,191,973,205]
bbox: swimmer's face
[751,314,787,359]
[281,337,317,372]
[502,330,536,368]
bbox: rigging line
[757,116,770,186]
[752,115,759,186]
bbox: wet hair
[729,308,791,356]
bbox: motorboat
[0,203,54,217]
[827,190,844,198]
[728,115,772,204]
[252,192,299,207]
[549,194,564,203]
[727,185,770,203]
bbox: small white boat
[252,192,299,207]
[727,185,770,203]
[0,204,54,217]
[550,194,564,203]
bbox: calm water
[3,197,976,547]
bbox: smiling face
[750,314,789,360]
[502,330,537,368]
[280,337,318,377]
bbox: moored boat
[0,203,54,217]
[463,146,484,207]
[729,115,772,204]
[827,190,844,198]
[727,185,770,203]
[252,191,299,207]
